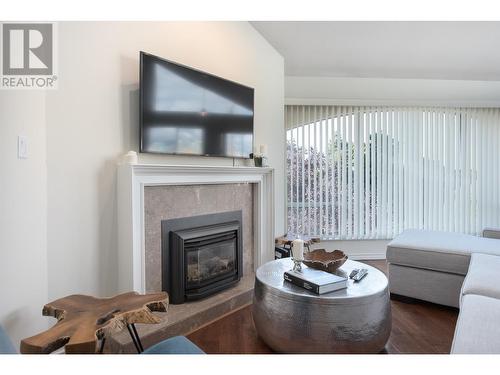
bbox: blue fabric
[142,336,204,354]
[0,325,16,354]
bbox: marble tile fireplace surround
[113,163,274,352]
[147,188,248,302]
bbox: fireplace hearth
[162,211,243,304]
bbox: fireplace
[161,211,243,304]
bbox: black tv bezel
[139,51,255,159]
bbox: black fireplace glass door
[185,235,237,289]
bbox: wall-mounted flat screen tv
[140,52,254,158]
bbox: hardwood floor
[187,260,459,354]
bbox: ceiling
[251,21,500,81]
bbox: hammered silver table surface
[252,258,391,353]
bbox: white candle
[292,239,304,260]
[124,151,138,165]
[260,144,268,156]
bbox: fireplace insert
[161,211,243,304]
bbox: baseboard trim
[348,252,387,260]
[316,240,389,261]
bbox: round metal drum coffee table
[252,258,391,353]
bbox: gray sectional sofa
[387,228,500,354]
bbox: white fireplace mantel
[117,163,275,293]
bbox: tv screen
[140,52,254,158]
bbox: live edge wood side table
[21,292,168,354]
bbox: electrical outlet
[18,136,28,159]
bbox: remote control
[352,268,368,282]
[349,269,359,279]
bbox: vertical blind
[286,105,500,240]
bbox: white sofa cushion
[387,229,500,275]
[451,294,500,354]
[461,253,500,301]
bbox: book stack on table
[284,266,348,294]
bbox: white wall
[45,22,284,299]
[0,22,284,343]
[0,91,50,348]
[286,76,500,107]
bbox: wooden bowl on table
[302,249,348,273]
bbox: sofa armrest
[482,228,500,240]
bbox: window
[286,105,500,239]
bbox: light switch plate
[18,135,28,159]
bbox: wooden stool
[21,292,168,354]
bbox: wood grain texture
[188,260,459,354]
[21,292,168,354]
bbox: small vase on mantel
[254,144,269,167]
